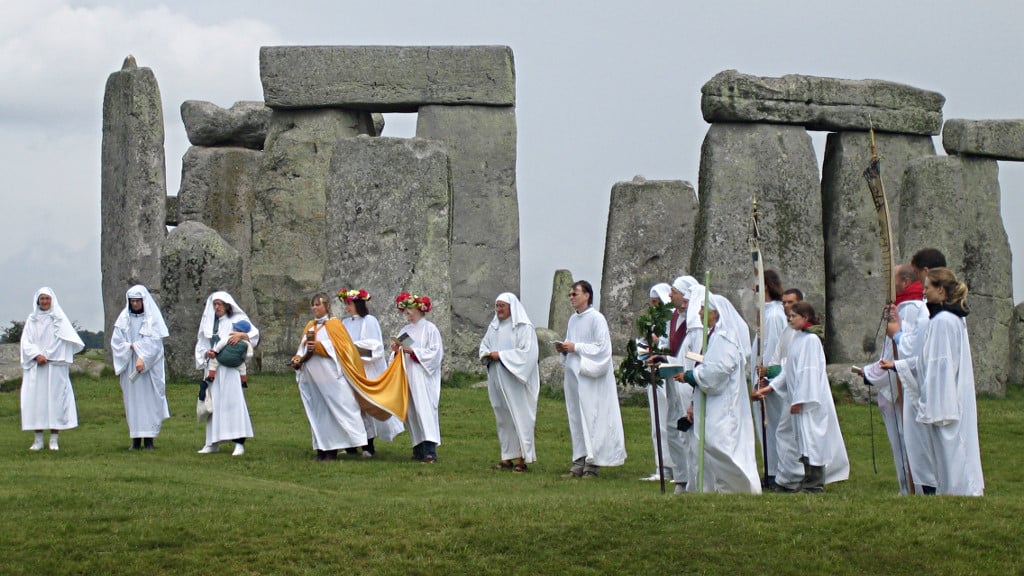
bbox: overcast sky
[1,0,1022,331]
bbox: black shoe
[129,438,142,451]
[143,438,155,450]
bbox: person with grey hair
[110,284,170,450]
[479,292,540,473]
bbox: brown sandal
[491,460,514,471]
[513,462,528,473]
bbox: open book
[658,363,686,378]
[391,332,415,347]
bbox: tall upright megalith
[101,56,167,350]
[821,132,935,364]
[324,137,453,348]
[548,269,575,334]
[691,123,824,323]
[600,177,698,353]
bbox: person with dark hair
[338,289,404,457]
[782,288,803,304]
[555,280,626,478]
[21,287,84,451]
[110,285,170,451]
[886,268,983,496]
[392,291,444,463]
[862,264,925,494]
[752,269,787,489]
[754,301,849,492]
[910,248,947,272]
[195,291,258,456]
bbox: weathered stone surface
[942,119,1024,161]
[260,45,516,111]
[177,146,261,313]
[827,363,868,404]
[0,343,22,387]
[180,100,271,149]
[899,156,1012,395]
[701,70,945,135]
[821,132,935,364]
[548,270,575,334]
[165,195,179,226]
[249,108,374,364]
[539,355,564,391]
[600,177,698,354]
[416,105,519,372]
[161,222,244,378]
[324,137,453,368]
[1011,303,1024,385]
[101,56,167,356]
[691,123,824,329]
[535,327,561,362]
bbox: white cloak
[396,317,444,447]
[751,299,787,477]
[892,297,939,489]
[295,318,369,451]
[560,307,627,467]
[916,310,984,496]
[111,314,170,437]
[691,328,761,494]
[21,287,83,431]
[664,313,700,483]
[194,293,258,445]
[479,316,540,463]
[785,331,850,479]
[344,314,404,442]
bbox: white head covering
[198,291,251,338]
[114,284,168,338]
[648,283,672,304]
[28,287,84,349]
[708,293,752,359]
[683,283,705,330]
[491,292,533,329]
[672,275,698,295]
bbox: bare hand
[879,359,895,371]
[756,365,767,378]
[885,306,902,338]
[35,355,47,365]
[686,405,694,420]
[135,357,145,373]
[790,403,802,414]
[673,372,686,382]
[554,341,575,354]
[227,331,248,345]
[489,351,500,361]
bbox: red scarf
[895,281,924,306]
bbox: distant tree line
[1,320,104,350]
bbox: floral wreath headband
[395,291,431,313]
[338,289,371,303]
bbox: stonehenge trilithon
[101,56,167,354]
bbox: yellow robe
[299,318,408,421]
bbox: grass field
[1,372,1022,575]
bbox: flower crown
[338,289,371,303]
[395,291,431,313]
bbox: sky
[1,0,1022,331]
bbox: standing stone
[548,269,575,335]
[1011,303,1024,386]
[176,146,262,313]
[249,109,375,363]
[691,123,824,328]
[260,45,516,111]
[101,56,167,353]
[942,119,1024,161]
[701,70,945,135]
[899,155,1012,395]
[160,222,244,378]
[416,105,519,372]
[324,136,453,362]
[180,100,272,149]
[821,132,935,364]
[600,177,698,354]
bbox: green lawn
[1,373,1021,575]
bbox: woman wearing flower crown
[339,288,405,456]
[391,291,444,463]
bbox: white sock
[35,432,44,443]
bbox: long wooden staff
[697,271,711,493]
[863,127,915,494]
[749,195,770,487]
[646,322,667,494]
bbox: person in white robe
[658,276,700,492]
[556,280,627,478]
[110,285,170,450]
[290,293,370,461]
[756,301,849,492]
[639,282,675,482]
[682,291,760,494]
[885,248,948,495]
[479,292,540,472]
[194,291,258,456]
[21,287,84,451]
[391,291,444,463]
[339,288,404,457]
[862,265,924,494]
[887,267,983,496]
[750,269,788,489]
